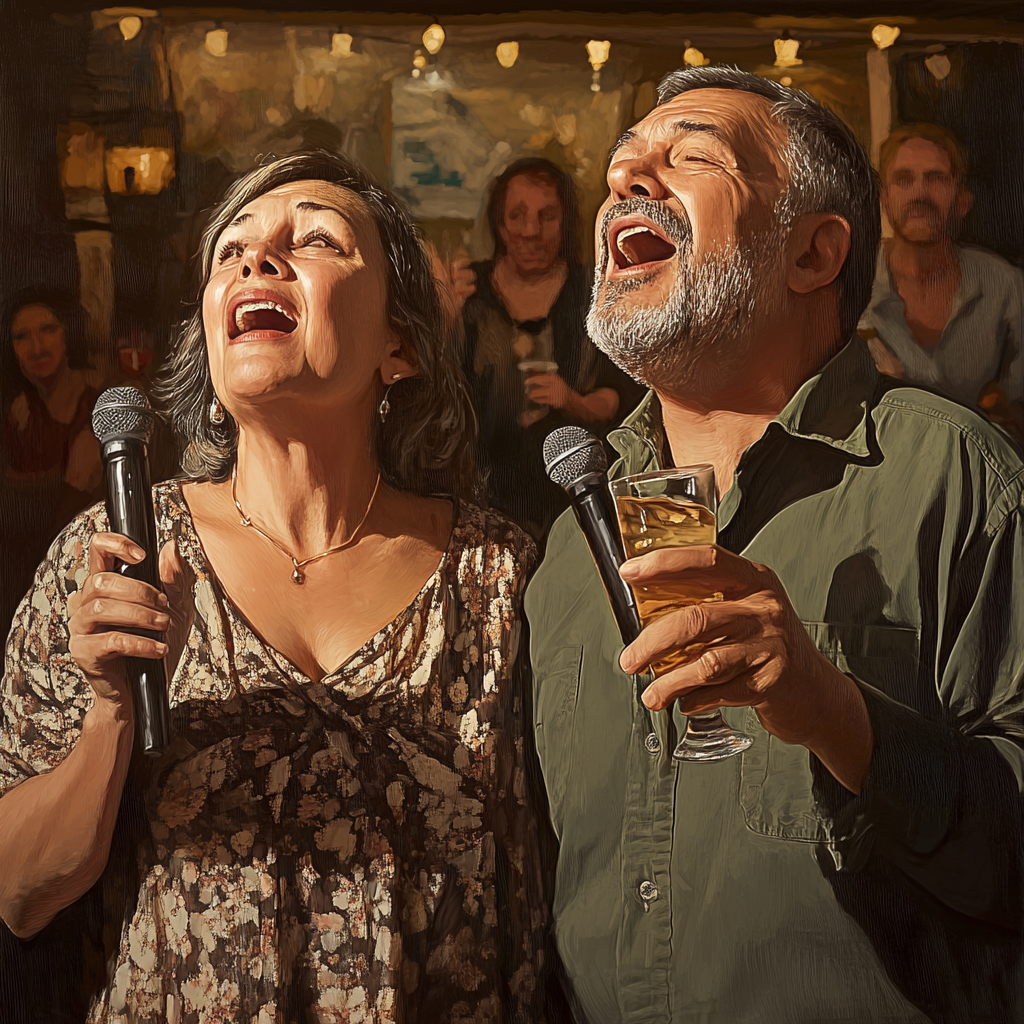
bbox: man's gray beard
[588,224,788,392]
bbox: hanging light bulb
[773,37,802,68]
[586,40,610,93]
[496,41,519,68]
[422,23,445,55]
[119,16,142,41]
[683,46,709,67]
[871,24,900,50]
[205,29,228,57]
[332,32,353,58]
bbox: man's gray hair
[657,66,881,340]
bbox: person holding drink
[458,158,642,541]
[527,67,1024,1023]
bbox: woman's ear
[380,330,418,385]
[787,213,851,295]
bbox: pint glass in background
[610,466,753,761]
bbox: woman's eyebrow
[295,200,347,219]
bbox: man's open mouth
[610,220,678,271]
[227,294,299,340]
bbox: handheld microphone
[544,426,641,644]
[91,386,170,755]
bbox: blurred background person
[860,123,1024,442]
[457,158,643,543]
[2,287,103,633]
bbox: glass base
[672,712,753,762]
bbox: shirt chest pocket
[533,645,583,837]
[738,621,921,843]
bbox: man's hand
[618,545,873,793]
[524,372,575,411]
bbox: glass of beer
[610,466,753,762]
[518,359,559,415]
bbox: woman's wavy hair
[157,151,479,500]
[485,157,581,266]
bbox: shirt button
[638,880,659,902]
[644,733,661,753]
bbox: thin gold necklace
[231,465,383,584]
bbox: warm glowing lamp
[773,38,803,68]
[683,47,709,67]
[331,32,353,58]
[496,41,519,68]
[119,16,142,41]
[205,29,228,57]
[586,39,611,70]
[871,24,901,50]
[422,23,445,55]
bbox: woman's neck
[231,411,381,558]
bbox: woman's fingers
[87,532,146,576]
[69,631,168,679]
[73,596,170,635]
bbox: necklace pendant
[239,515,251,528]
[291,565,306,585]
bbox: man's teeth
[617,225,656,243]
[234,300,292,333]
[616,226,659,264]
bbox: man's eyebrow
[609,129,636,159]
[672,119,723,138]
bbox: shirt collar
[609,335,881,475]
[874,244,985,318]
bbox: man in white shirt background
[860,122,1024,443]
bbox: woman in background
[458,158,642,542]
[2,288,103,634]
[0,152,551,1023]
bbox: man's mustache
[900,199,942,218]
[598,197,692,265]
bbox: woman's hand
[524,372,574,410]
[68,532,194,710]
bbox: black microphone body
[544,427,641,645]
[93,389,169,755]
[563,473,642,644]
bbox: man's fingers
[87,532,146,576]
[621,544,773,593]
[640,640,781,711]
[74,597,170,635]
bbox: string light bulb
[871,24,900,50]
[773,37,803,68]
[496,41,519,68]
[331,32,353,58]
[683,46,709,67]
[205,29,228,57]
[119,16,142,41]
[422,23,445,55]
[586,39,610,93]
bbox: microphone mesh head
[92,386,154,444]
[543,426,607,488]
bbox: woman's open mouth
[609,219,678,274]
[227,293,299,342]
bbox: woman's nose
[607,152,669,203]
[239,241,287,280]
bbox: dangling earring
[209,395,225,426]
[379,374,402,423]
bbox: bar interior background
[1,0,1021,393]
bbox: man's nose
[607,152,669,203]
[239,241,288,280]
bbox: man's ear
[787,213,851,295]
[955,185,973,222]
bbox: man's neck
[657,399,775,498]
[885,234,959,281]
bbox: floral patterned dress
[0,481,548,1024]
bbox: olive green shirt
[526,338,1024,1024]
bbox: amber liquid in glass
[615,494,720,675]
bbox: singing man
[526,67,1023,1024]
